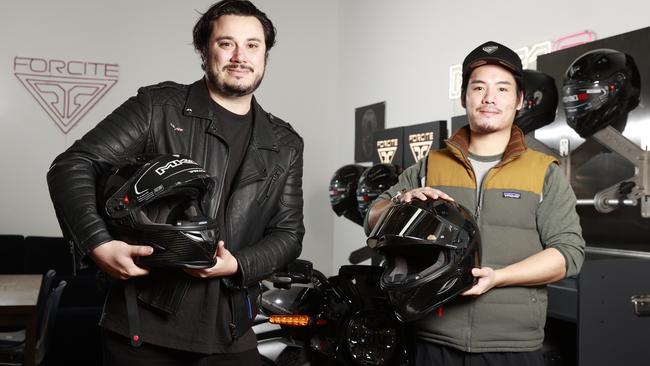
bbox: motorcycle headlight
[345,309,398,365]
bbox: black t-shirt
[210,99,253,236]
[101,96,256,354]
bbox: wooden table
[0,274,42,366]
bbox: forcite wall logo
[376,139,398,164]
[13,56,119,134]
[409,132,434,162]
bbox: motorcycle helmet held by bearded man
[98,153,219,269]
[368,198,481,322]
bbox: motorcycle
[255,257,412,366]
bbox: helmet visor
[367,202,462,250]
[562,70,627,123]
[328,183,349,205]
[562,81,609,121]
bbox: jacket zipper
[262,167,282,200]
[446,139,477,351]
[216,146,230,244]
[449,138,496,351]
[471,164,502,351]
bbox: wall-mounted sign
[372,127,404,167]
[355,101,385,163]
[13,56,119,133]
[403,121,447,167]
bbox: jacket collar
[183,79,279,152]
[445,125,527,166]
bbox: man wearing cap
[366,41,585,366]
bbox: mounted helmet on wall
[356,163,401,218]
[561,48,640,138]
[329,164,366,226]
[515,69,559,135]
[98,154,219,269]
[367,199,481,322]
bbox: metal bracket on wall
[578,126,650,218]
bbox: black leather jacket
[47,79,304,315]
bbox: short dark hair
[193,0,276,70]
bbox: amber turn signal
[269,315,327,327]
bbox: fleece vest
[415,136,558,352]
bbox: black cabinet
[547,258,650,366]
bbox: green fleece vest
[416,145,558,352]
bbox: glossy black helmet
[98,154,219,269]
[367,199,481,322]
[329,164,366,225]
[515,69,559,134]
[356,164,401,218]
[562,49,640,138]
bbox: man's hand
[89,240,153,280]
[398,187,454,203]
[184,241,239,278]
[462,267,498,296]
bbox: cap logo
[482,45,499,54]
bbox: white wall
[1,0,648,276]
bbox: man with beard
[365,41,584,366]
[46,1,303,365]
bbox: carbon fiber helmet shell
[562,49,640,138]
[356,164,401,218]
[98,154,219,269]
[515,70,559,134]
[367,199,481,322]
[329,164,366,225]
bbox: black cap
[462,41,523,86]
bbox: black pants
[102,330,262,366]
[416,341,545,366]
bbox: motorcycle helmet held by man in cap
[97,153,219,269]
[562,48,640,138]
[356,163,401,218]
[329,164,366,226]
[367,199,481,323]
[515,69,559,135]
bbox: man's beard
[206,64,265,97]
[470,122,500,134]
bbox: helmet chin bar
[573,126,650,218]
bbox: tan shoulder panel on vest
[485,150,557,195]
[426,150,475,188]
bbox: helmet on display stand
[98,154,219,269]
[561,48,640,138]
[367,199,481,322]
[356,163,401,218]
[515,69,559,135]
[329,164,366,226]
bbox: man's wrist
[391,189,407,204]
